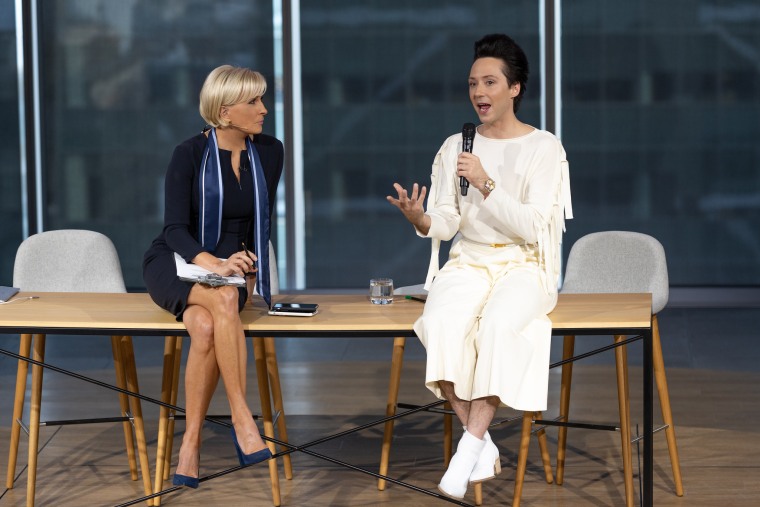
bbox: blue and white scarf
[198,128,271,308]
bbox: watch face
[485,179,495,192]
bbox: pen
[241,242,257,277]
[405,295,427,303]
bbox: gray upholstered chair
[379,284,553,507]
[556,231,683,506]
[6,229,152,505]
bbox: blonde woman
[143,65,283,487]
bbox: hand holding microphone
[460,123,476,196]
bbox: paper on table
[174,253,246,287]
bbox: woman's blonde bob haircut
[199,65,267,128]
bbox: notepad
[174,253,246,287]
[0,286,20,303]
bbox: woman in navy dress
[143,65,283,487]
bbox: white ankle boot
[469,431,501,483]
[438,430,486,499]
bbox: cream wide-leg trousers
[414,240,557,411]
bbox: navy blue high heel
[173,453,200,488]
[231,427,272,466]
[172,472,199,489]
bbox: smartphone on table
[267,303,319,317]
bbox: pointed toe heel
[231,427,273,467]
[172,473,199,489]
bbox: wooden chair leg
[153,336,181,506]
[555,335,575,485]
[253,337,281,507]
[163,336,183,481]
[512,411,534,507]
[6,333,32,489]
[264,337,293,480]
[120,336,154,505]
[535,411,554,484]
[112,336,138,481]
[615,335,634,507]
[27,333,45,507]
[378,337,406,491]
[652,316,684,496]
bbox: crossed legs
[417,263,555,498]
[174,284,267,479]
[438,382,499,439]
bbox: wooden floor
[2,309,760,506]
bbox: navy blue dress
[143,131,283,319]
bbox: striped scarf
[198,128,271,308]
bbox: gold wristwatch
[483,178,496,194]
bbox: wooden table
[0,292,654,507]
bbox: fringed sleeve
[419,136,460,290]
[534,141,573,295]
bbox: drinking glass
[369,278,394,305]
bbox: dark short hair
[473,34,529,113]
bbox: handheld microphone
[460,123,476,196]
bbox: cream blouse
[417,128,573,293]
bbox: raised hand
[387,182,431,235]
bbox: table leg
[121,336,154,506]
[615,335,634,507]
[377,337,406,491]
[26,334,45,507]
[253,337,281,507]
[112,336,138,481]
[643,324,653,507]
[6,333,32,489]
[264,337,293,480]
[556,335,575,485]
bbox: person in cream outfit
[388,33,572,499]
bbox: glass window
[562,1,760,284]
[13,1,757,289]
[300,0,540,288]
[39,0,275,288]
[0,0,21,284]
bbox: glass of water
[369,278,394,305]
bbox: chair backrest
[13,229,126,293]
[561,231,669,315]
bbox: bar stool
[378,284,553,506]
[5,229,152,506]
[556,231,683,505]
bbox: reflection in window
[39,0,274,287]
[300,0,540,288]
[563,1,760,284]
[0,0,21,282]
